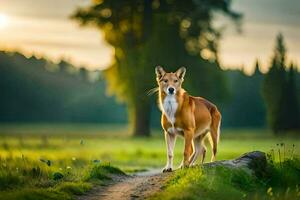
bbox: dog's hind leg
[199,138,207,164]
[189,134,207,166]
[209,107,222,162]
[189,136,200,166]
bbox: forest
[1,36,299,133]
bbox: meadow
[0,124,299,199]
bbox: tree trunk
[132,99,151,137]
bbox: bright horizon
[0,0,299,74]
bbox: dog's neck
[159,88,185,125]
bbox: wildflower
[267,187,273,196]
[66,166,72,170]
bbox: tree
[278,64,299,130]
[262,34,299,133]
[72,0,241,136]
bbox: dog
[155,66,222,172]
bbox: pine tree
[283,64,299,129]
[262,34,300,133]
[262,34,287,133]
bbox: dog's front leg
[163,131,176,172]
[183,130,194,168]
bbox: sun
[0,13,9,29]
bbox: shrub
[85,163,125,181]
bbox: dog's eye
[174,79,178,83]
[163,79,168,83]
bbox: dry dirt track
[77,169,171,200]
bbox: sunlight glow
[0,13,9,29]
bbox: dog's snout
[168,87,175,94]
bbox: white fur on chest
[162,95,178,126]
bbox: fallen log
[203,151,267,177]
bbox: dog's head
[155,66,186,95]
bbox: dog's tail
[209,106,221,162]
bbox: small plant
[85,163,125,181]
[267,143,298,169]
[31,167,42,178]
[40,158,52,167]
[53,172,64,181]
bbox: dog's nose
[168,87,175,94]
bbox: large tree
[72,0,241,136]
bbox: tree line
[0,33,299,134]
[0,51,127,123]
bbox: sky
[0,0,299,74]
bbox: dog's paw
[189,164,199,168]
[162,167,172,173]
[178,164,189,170]
[177,164,183,170]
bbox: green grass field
[1,124,298,170]
[0,124,299,199]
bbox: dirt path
[78,169,171,200]
[77,152,265,200]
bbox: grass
[0,161,121,200]
[0,124,299,199]
[151,152,300,200]
[0,161,122,200]
[86,163,125,181]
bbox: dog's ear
[155,66,165,80]
[175,67,186,80]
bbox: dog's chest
[162,95,178,125]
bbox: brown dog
[155,66,222,172]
